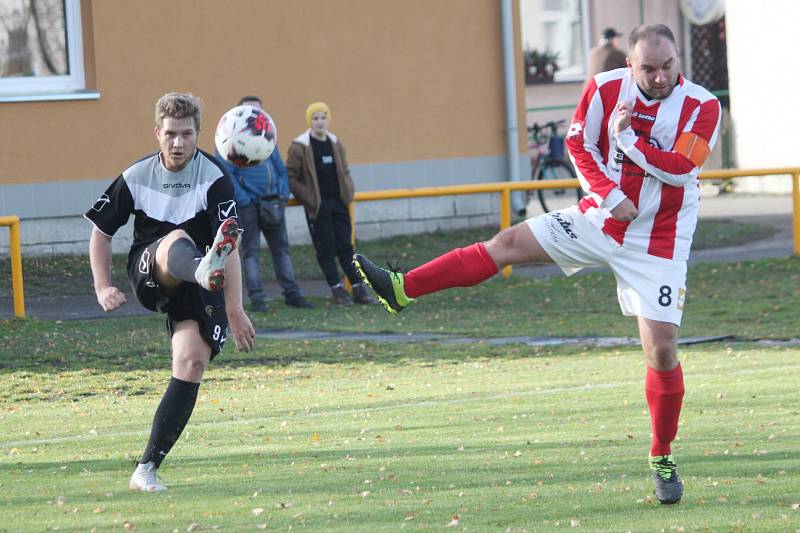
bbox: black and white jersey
[85,149,238,261]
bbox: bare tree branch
[30,0,60,74]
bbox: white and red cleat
[195,218,240,291]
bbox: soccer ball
[214,105,277,167]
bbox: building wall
[726,0,799,193]
[0,0,529,254]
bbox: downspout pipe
[501,0,526,215]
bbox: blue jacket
[215,146,290,207]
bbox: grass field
[1,221,799,531]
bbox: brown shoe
[352,283,377,305]
[331,286,353,306]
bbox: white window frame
[0,0,95,101]
[520,0,592,84]
[551,0,590,83]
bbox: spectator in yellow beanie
[305,102,331,128]
[287,102,376,306]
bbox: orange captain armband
[674,132,711,167]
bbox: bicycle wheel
[536,159,582,213]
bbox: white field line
[1,363,798,449]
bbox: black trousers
[306,196,359,287]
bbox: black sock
[140,377,200,468]
[167,238,203,283]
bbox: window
[520,0,588,83]
[0,0,88,98]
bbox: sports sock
[404,242,499,298]
[167,238,203,283]
[140,377,200,468]
[645,364,684,456]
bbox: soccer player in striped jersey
[354,24,720,505]
[85,92,256,492]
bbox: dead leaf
[123,522,135,531]
[252,508,265,516]
[570,518,580,527]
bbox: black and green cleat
[649,454,684,504]
[352,254,414,314]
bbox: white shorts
[527,206,687,326]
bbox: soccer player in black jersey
[85,92,256,492]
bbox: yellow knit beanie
[306,102,331,128]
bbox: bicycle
[526,119,582,214]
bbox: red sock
[404,242,499,298]
[645,364,684,456]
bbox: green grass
[0,218,777,299]
[244,257,800,341]
[1,319,798,531]
[1,219,797,531]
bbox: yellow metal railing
[0,215,25,318]
[3,168,797,316]
[289,167,800,279]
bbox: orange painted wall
[0,0,527,185]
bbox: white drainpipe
[501,0,526,215]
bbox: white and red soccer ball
[214,105,277,167]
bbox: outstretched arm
[223,248,255,352]
[89,228,127,311]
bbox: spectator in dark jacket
[587,27,627,80]
[286,101,376,306]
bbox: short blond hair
[155,92,202,130]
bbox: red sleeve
[566,78,623,200]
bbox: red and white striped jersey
[565,67,721,260]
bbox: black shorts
[128,240,229,357]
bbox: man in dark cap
[587,27,627,79]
